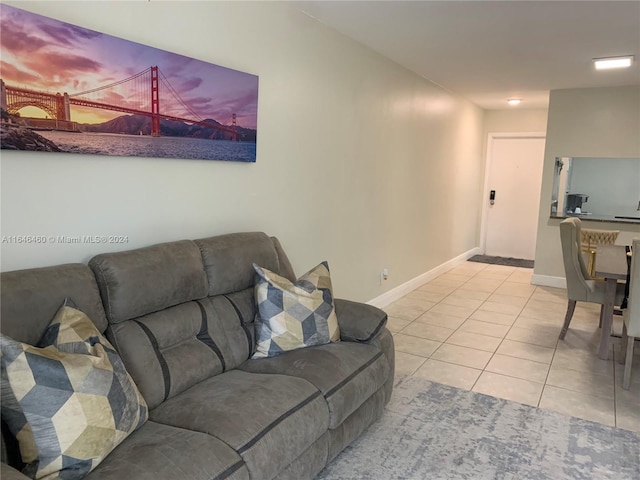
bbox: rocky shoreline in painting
[0,124,62,152]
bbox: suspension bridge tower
[232,113,237,141]
[55,92,71,121]
[150,66,160,137]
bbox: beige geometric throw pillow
[252,261,340,358]
[0,299,148,480]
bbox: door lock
[490,190,496,205]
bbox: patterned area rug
[468,255,534,268]
[317,376,640,480]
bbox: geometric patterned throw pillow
[252,261,340,359]
[0,299,148,480]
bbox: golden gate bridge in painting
[0,66,239,139]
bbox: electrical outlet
[379,268,389,285]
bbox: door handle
[490,190,496,205]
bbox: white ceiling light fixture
[507,99,522,106]
[593,55,634,70]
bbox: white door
[484,135,545,260]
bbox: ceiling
[295,1,640,110]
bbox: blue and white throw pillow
[0,299,147,480]
[252,261,340,358]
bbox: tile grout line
[471,272,537,392]
[404,263,494,375]
[427,264,498,373]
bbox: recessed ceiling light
[507,99,522,106]
[593,55,634,70]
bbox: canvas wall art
[0,4,258,162]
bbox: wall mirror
[550,157,640,223]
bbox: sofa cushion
[1,300,147,480]
[89,240,208,324]
[252,262,340,358]
[87,421,249,480]
[149,370,329,480]
[240,341,390,428]
[107,293,256,410]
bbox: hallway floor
[383,261,639,432]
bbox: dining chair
[621,238,639,390]
[580,228,620,278]
[558,218,625,340]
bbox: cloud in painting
[0,17,48,53]
[39,24,75,46]
[179,77,203,92]
[66,23,102,40]
[20,51,102,90]
[39,21,103,46]
[0,60,41,84]
[185,96,213,108]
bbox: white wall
[533,86,640,282]
[0,1,485,303]
[482,109,548,155]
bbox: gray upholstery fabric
[150,370,329,480]
[240,342,390,428]
[0,463,30,480]
[0,264,108,345]
[369,328,395,403]
[334,299,388,342]
[107,293,257,410]
[89,240,208,323]
[87,421,249,480]
[327,387,386,462]
[107,301,222,410]
[275,432,329,480]
[223,287,257,357]
[195,233,285,296]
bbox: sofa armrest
[1,463,30,480]
[334,299,387,343]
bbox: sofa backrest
[195,233,296,296]
[88,232,296,410]
[0,263,108,345]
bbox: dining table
[594,244,629,360]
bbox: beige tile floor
[385,261,640,432]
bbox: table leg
[598,278,617,360]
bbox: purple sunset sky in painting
[0,4,258,128]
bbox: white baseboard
[531,274,566,289]
[367,247,481,308]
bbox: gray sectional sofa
[1,232,394,480]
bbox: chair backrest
[625,238,640,337]
[559,218,592,300]
[580,229,620,253]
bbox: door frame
[479,132,546,255]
